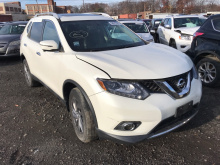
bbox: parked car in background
[142,19,151,27]
[20,13,202,144]
[0,21,27,57]
[157,15,204,53]
[0,22,6,30]
[120,20,154,42]
[148,18,162,43]
[190,14,220,87]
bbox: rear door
[24,19,44,79]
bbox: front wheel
[196,57,220,87]
[69,88,97,143]
[23,59,41,87]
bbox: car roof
[166,15,200,18]
[35,13,113,22]
[5,21,28,25]
[120,20,145,24]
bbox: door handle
[24,43,27,47]
[36,52,41,56]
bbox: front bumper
[176,39,192,53]
[90,78,202,143]
[97,106,199,143]
[0,45,20,57]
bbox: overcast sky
[0,0,124,9]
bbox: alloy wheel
[198,62,216,83]
[71,100,84,133]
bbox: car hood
[0,34,20,43]
[76,44,193,79]
[175,27,200,35]
[137,33,153,41]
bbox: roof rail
[83,12,111,17]
[35,12,59,19]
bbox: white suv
[157,15,205,53]
[20,13,202,143]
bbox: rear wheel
[23,59,41,87]
[69,88,97,143]
[196,56,220,87]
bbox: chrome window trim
[211,19,220,33]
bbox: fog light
[114,121,141,131]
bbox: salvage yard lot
[0,57,219,165]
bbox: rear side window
[29,22,43,42]
[42,21,60,45]
[212,18,220,31]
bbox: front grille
[164,71,191,93]
[140,80,164,93]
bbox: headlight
[192,65,198,79]
[179,34,191,40]
[97,79,150,100]
[9,40,20,46]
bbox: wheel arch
[63,79,98,128]
[169,38,175,45]
[194,52,220,65]
[20,53,25,62]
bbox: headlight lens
[192,65,198,79]
[9,40,20,46]
[179,35,191,40]
[97,79,150,100]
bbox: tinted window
[30,22,43,42]
[0,24,26,35]
[123,22,149,33]
[43,21,60,45]
[212,18,220,31]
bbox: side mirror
[165,24,171,29]
[40,40,59,51]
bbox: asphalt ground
[0,56,219,165]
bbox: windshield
[123,22,149,33]
[0,24,26,35]
[61,20,145,52]
[174,17,204,28]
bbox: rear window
[212,18,220,31]
[29,22,43,42]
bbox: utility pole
[83,0,85,12]
[36,0,39,14]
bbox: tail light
[193,32,204,40]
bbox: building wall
[0,2,21,14]
[26,4,54,15]
[0,14,13,22]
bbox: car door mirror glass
[40,40,59,51]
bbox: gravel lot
[0,57,219,165]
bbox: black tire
[196,56,220,87]
[170,39,177,49]
[69,88,97,143]
[155,34,160,43]
[23,59,41,87]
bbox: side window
[29,22,43,42]
[160,19,166,27]
[164,19,169,25]
[212,18,220,31]
[26,21,32,33]
[167,19,172,27]
[42,21,60,45]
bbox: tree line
[69,0,220,15]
